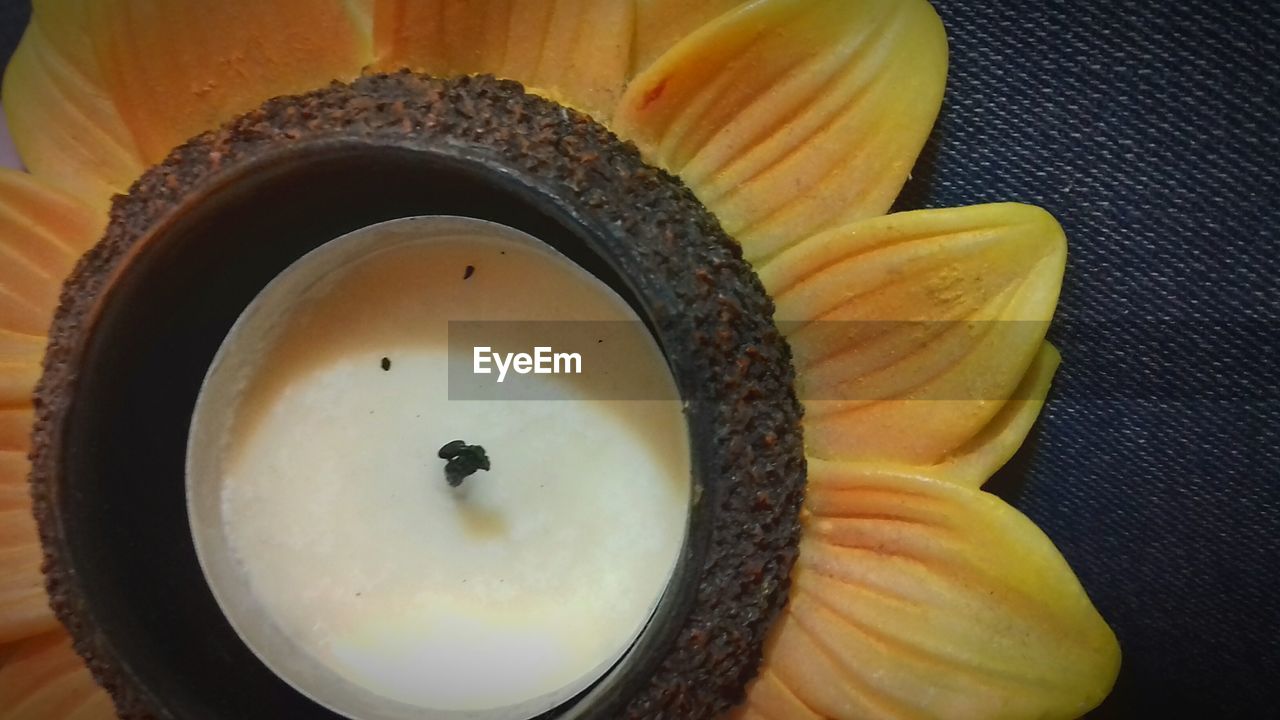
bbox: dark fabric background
[2,1,1277,718]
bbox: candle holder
[29,74,806,719]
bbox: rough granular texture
[32,72,806,719]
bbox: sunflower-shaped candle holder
[0,2,1119,719]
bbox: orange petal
[0,170,102,338]
[0,329,42,412]
[725,666,824,720]
[0,503,53,645]
[374,0,634,120]
[0,409,32,454]
[2,4,145,211]
[615,0,948,262]
[0,631,114,720]
[0,334,42,420]
[12,0,373,170]
[0,452,30,511]
[0,365,38,412]
[0,404,53,644]
[0,172,90,643]
[735,461,1119,720]
[632,0,748,73]
[760,204,1066,468]
[0,332,44,366]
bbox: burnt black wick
[437,440,490,488]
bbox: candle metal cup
[187,215,695,719]
[30,75,806,720]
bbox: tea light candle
[187,217,690,720]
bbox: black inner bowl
[59,144,697,719]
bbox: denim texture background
[1,0,1277,718]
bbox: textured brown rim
[30,72,806,720]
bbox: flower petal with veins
[733,461,1120,720]
[0,631,114,720]
[931,342,1061,487]
[374,0,633,120]
[0,171,101,341]
[2,4,143,211]
[5,0,372,187]
[0,407,55,644]
[632,0,748,72]
[761,203,1066,469]
[0,172,101,641]
[0,332,43,382]
[616,0,948,262]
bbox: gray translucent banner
[446,320,1278,401]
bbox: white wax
[187,218,690,720]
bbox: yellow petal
[0,332,44,402]
[0,332,43,366]
[0,167,96,407]
[14,0,372,169]
[0,406,53,644]
[615,0,948,263]
[374,0,634,120]
[736,461,1119,720]
[726,666,824,720]
[0,508,52,645]
[0,366,38,412]
[0,415,34,503]
[761,204,1066,468]
[0,336,41,409]
[0,409,32,454]
[0,631,114,720]
[931,343,1061,487]
[0,452,30,511]
[2,4,144,211]
[0,170,102,338]
[0,172,91,643]
[633,0,748,72]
